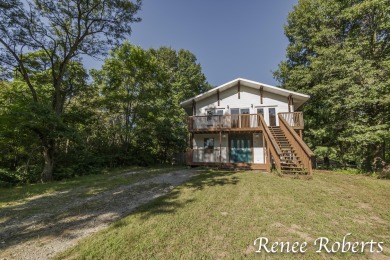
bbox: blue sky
[85,1,298,87]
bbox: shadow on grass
[184,169,240,190]
[0,168,239,253]
[136,169,240,220]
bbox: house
[180,78,315,175]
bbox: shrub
[378,165,390,179]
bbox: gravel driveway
[0,168,199,260]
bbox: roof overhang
[180,78,310,110]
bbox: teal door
[230,137,252,163]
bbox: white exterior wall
[195,85,291,126]
[192,133,265,164]
[192,134,228,163]
[190,83,292,165]
[253,133,264,164]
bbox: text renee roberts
[253,233,384,254]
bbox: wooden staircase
[268,126,306,174]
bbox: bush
[0,166,41,186]
[0,168,19,187]
[378,165,390,179]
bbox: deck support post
[268,146,272,172]
[219,131,222,167]
[262,131,266,166]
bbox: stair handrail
[258,114,282,171]
[278,114,315,175]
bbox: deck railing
[188,112,305,131]
[258,114,282,171]
[279,112,304,129]
[188,114,262,130]
[278,114,314,175]
[186,148,228,164]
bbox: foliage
[274,0,390,172]
[0,0,142,181]
[378,164,390,179]
[0,42,210,185]
[90,43,211,166]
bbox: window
[257,108,264,126]
[206,110,213,121]
[269,108,276,126]
[231,108,239,128]
[257,108,264,116]
[240,108,249,114]
[204,138,214,150]
[230,108,239,114]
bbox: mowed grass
[57,170,390,259]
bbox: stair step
[281,166,302,169]
[281,160,301,163]
[282,171,307,175]
[281,162,299,165]
[282,160,302,163]
[269,126,306,175]
[282,158,301,161]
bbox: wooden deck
[186,112,313,176]
[188,161,269,171]
[188,112,304,132]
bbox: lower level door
[230,136,252,163]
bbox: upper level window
[257,108,264,116]
[269,108,276,126]
[206,109,224,120]
[206,110,213,121]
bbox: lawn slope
[58,170,390,259]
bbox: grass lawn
[57,169,390,259]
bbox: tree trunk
[41,139,55,182]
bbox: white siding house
[180,78,314,174]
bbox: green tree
[91,43,161,164]
[274,0,390,171]
[0,54,91,183]
[151,47,211,162]
[93,44,211,165]
[0,0,141,181]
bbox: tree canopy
[274,0,390,172]
[0,0,142,181]
[0,41,211,185]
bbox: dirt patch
[358,202,372,210]
[270,222,314,242]
[287,224,314,242]
[0,169,199,260]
